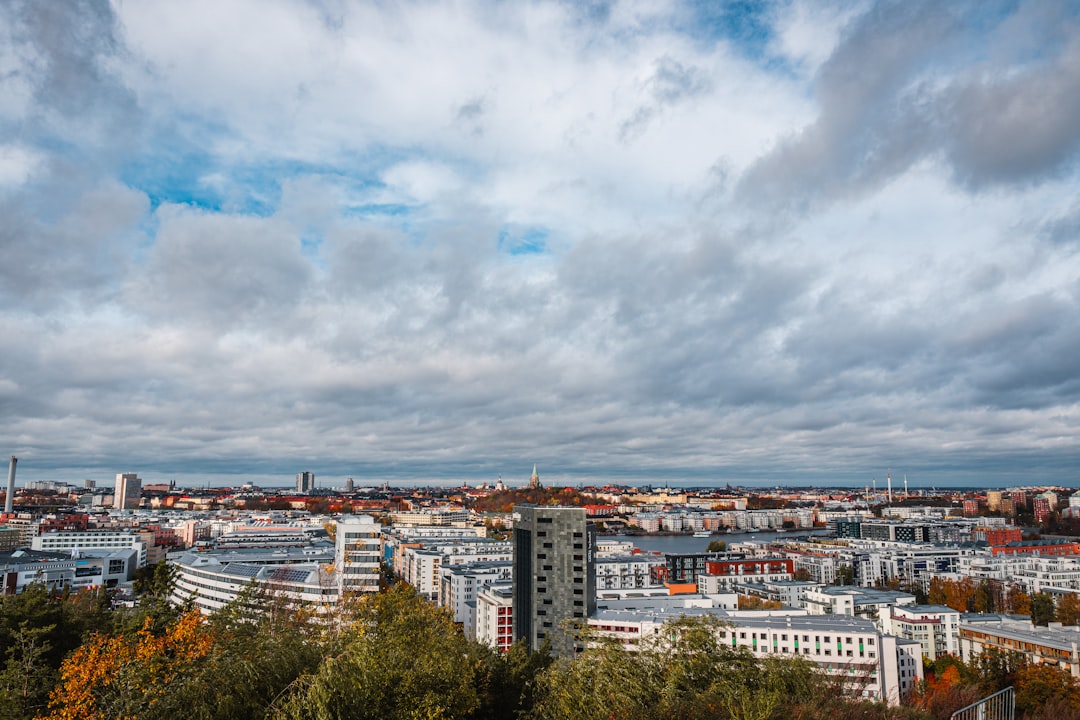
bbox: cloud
[2,0,1080,487]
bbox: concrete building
[960,615,1080,677]
[438,560,512,626]
[114,473,141,510]
[878,604,960,660]
[335,515,382,595]
[296,471,315,494]
[512,505,595,656]
[587,609,921,705]
[476,582,514,652]
[804,586,916,622]
[32,528,152,567]
[170,547,336,615]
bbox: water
[606,530,830,555]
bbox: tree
[1031,592,1056,627]
[1014,663,1080,717]
[834,565,855,586]
[271,584,487,720]
[707,540,727,553]
[0,621,57,720]
[41,609,215,720]
[1057,592,1080,625]
[1006,586,1032,616]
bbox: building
[170,547,336,615]
[1034,497,1052,523]
[296,471,315,494]
[803,586,916,622]
[959,615,1080,677]
[587,609,922,705]
[476,582,514,652]
[335,516,382,595]
[696,558,795,593]
[32,528,153,567]
[878,604,960,660]
[512,505,595,656]
[114,473,141,510]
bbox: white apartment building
[475,582,514,652]
[595,555,665,590]
[878,604,960,660]
[32,529,149,567]
[587,609,921,705]
[170,547,337,615]
[804,587,916,622]
[438,561,513,626]
[335,516,382,595]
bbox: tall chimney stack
[4,456,16,513]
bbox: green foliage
[707,540,727,552]
[1031,592,1055,627]
[271,584,489,720]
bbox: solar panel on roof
[222,564,261,577]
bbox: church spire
[529,464,541,489]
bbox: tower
[512,505,595,657]
[4,457,16,514]
[114,473,141,510]
[296,471,315,494]
[529,464,541,489]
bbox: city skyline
[2,1,1080,487]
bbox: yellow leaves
[38,610,216,720]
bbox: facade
[804,586,916,622]
[170,548,336,615]
[587,609,921,705]
[476,582,514,652]
[959,615,1080,677]
[696,558,795,593]
[512,505,595,656]
[335,516,382,595]
[32,529,150,567]
[114,473,141,510]
[438,560,513,625]
[878,604,960,660]
[296,471,315,494]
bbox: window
[537,531,547,537]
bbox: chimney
[4,456,16,514]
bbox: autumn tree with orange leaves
[40,609,214,720]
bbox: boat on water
[692,530,712,538]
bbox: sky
[2,0,1080,489]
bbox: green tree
[0,621,57,720]
[271,584,488,720]
[834,565,855,586]
[1032,592,1056,627]
[707,540,727,553]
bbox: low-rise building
[959,615,1080,677]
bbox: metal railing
[950,686,1014,720]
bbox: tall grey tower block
[512,505,596,657]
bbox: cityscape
[3,0,1080,719]
[4,463,1080,717]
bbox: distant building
[512,505,595,656]
[528,464,541,490]
[296,471,315,494]
[114,473,141,510]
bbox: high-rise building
[512,505,595,657]
[335,515,382,594]
[296,471,315,494]
[987,491,1003,512]
[114,473,141,510]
